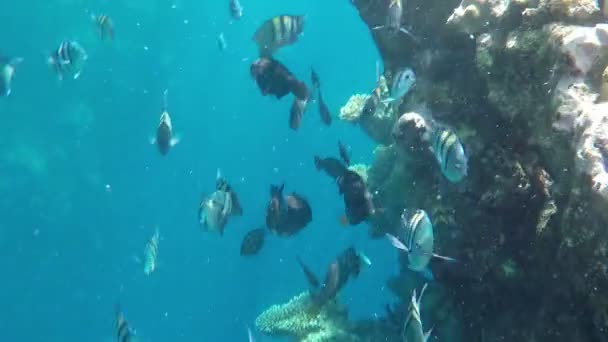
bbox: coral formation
[255,292,360,342]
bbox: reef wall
[342,0,608,341]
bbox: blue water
[0,0,402,340]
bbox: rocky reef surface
[256,0,608,341]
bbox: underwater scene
[2,0,608,341]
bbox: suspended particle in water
[105,184,112,193]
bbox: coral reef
[255,292,360,342]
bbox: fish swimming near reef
[229,0,243,20]
[199,169,243,236]
[384,67,416,104]
[372,0,418,41]
[143,227,160,275]
[298,247,371,308]
[431,126,468,183]
[386,209,456,280]
[115,305,138,342]
[0,56,22,97]
[240,227,266,256]
[337,169,376,225]
[152,89,180,156]
[338,141,350,166]
[251,57,309,130]
[47,40,88,80]
[317,92,332,126]
[265,183,312,237]
[253,15,305,57]
[402,284,433,342]
[91,13,114,40]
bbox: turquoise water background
[0,0,405,340]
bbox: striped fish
[115,305,137,342]
[402,284,433,342]
[431,127,468,183]
[92,14,114,40]
[386,209,455,280]
[253,15,305,57]
[143,227,159,275]
[47,40,88,80]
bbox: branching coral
[255,292,359,342]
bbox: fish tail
[432,253,458,263]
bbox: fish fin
[313,156,321,170]
[432,253,458,263]
[418,283,429,305]
[170,135,180,147]
[247,325,255,342]
[424,326,435,342]
[372,25,385,30]
[385,233,409,252]
[420,267,434,281]
[296,256,320,289]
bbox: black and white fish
[253,15,305,57]
[152,89,179,156]
[386,209,456,280]
[402,284,433,342]
[372,0,418,41]
[198,169,243,236]
[115,305,138,342]
[431,126,468,183]
[47,40,88,80]
[229,0,243,20]
[0,56,22,97]
[91,13,114,40]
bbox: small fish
[383,67,415,104]
[431,127,468,183]
[253,15,305,57]
[0,57,23,97]
[338,141,350,166]
[217,33,227,51]
[388,209,456,279]
[229,0,243,20]
[116,305,137,342]
[154,89,179,156]
[199,170,242,236]
[290,97,308,130]
[47,40,88,80]
[372,0,418,41]
[318,92,332,126]
[311,67,320,90]
[402,284,433,342]
[240,228,266,256]
[91,14,114,40]
[143,227,160,275]
[265,183,312,237]
[361,86,383,117]
[314,156,348,179]
[296,256,320,289]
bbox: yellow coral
[339,94,368,122]
[255,292,356,342]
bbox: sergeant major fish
[372,0,418,41]
[431,126,468,183]
[91,13,114,40]
[152,89,180,156]
[0,56,23,97]
[47,40,88,80]
[253,15,305,57]
[143,227,159,276]
[386,209,456,280]
[116,305,138,342]
[402,284,433,342]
